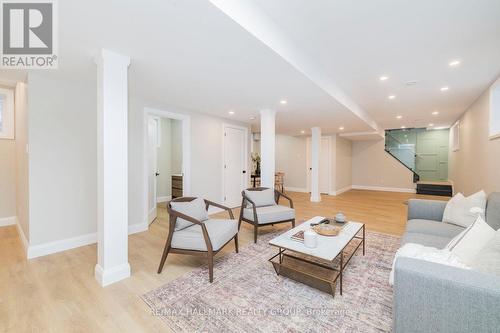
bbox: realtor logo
[1,0,57,68]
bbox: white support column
[95,49,131,287]
[260,109,276,188]
[310,127,321,202]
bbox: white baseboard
[0,216,16,227]
[26,222,150,259]
[27,232,97,259]
[351,185,416,193]
[329,186,352,196]
[285,187,308,193]
[95,262,131,287]
[157,195,171,203]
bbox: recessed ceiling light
[379,76,389,81]
[449,60,461,67]
[228,110,235,115]
[280,100,287,105]
[300,130,305,134]
[440,86,449,92]
[432,111,439,115]
[401,126,406,129]
[388,95,396,100]
[429,123,434,127]
[250,116,255,120]
[396,115,402,119]
[339,127,344,130]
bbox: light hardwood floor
[0,190,447,332]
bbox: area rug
[142,231,400,333]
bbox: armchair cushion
[170,198,209,231]
[171,219,238,251]
[244,189,276,208]
[243,205,295,224]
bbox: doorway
[306,136,331,194]
[222,124,248,208]
[144,108,190,225]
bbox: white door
[147,117,159,224]
[224,126,247,207]
[307,137,331,194]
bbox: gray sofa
[393,192,500,333]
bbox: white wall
[275,134,307,190]
[449,87,500,195]
[0,140,16,219]
[27,73,97,245]
[15,82,29,238]
[332,135,352,192]
[352,139,415,191]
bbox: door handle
[155,172,160,176]
[242,170,247,174]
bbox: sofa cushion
[442,191,487,228]
[170,198,209,231]
[244,189,276,208]
[486,192,500,231]
[406,219,464,239]
[171,219,238,251]
[243,205,295,224]
[470,229,500,277]
[401,232,452,249]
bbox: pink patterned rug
[142,231,400,333]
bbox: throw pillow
[170,198,209,231]
[442,190,487,228]
[447,216,496,265]
[244,189,276,208]
[470,229,500,277]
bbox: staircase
[416,182,453,197]
[385,129,420,183]
[385,128,452,197]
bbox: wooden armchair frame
[238,187,295,243]
[157,197,237,282]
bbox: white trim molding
[157,195,172,203]
[351,185,416,193]
[285,187,308,193]
[329,186,352,196]
[0,216,16,227]
[26,223,149,260]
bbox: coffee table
[268,216,365,297]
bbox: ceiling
[2,0,500,136]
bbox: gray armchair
[157,197,238,283]
[238,187,295,243]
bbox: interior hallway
[0,190,447,332]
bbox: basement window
[0,88,14,140]
[490,77,500,140]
